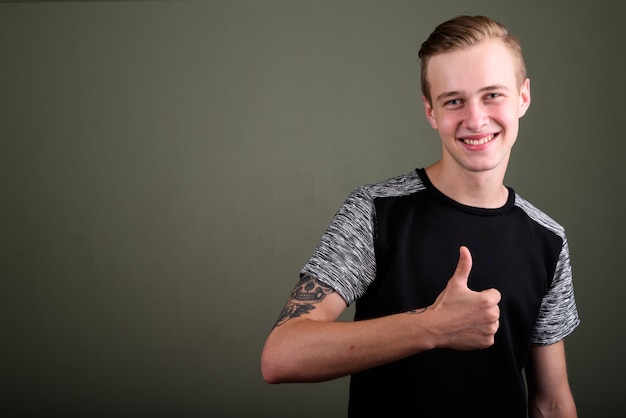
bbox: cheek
[486,106,518,130]
[496,109,521,141]
[434,115,460,136]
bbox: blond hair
[419,15,527,104]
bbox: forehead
[427,39,519,97]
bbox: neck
[424,162,509,208]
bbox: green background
[2,0,624,416]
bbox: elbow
[260,346,286,384]
[261,364,280,385]
[261,325,313,384]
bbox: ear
[422,95,438,129]
[518,78,531,118]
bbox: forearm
[527,342,577,418]
[261,258,500,384]
[261,309,436,383]
[528,396,577,418]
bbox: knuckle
[490,309,500,322]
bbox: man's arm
[526,340,577,418]
[260,274,437,383]
[261,246,501,383]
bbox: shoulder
[513,193,566,239]
[330,170,426,228]
[352,169,427,201]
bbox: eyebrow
[435,84,510,103]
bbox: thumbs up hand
[428,246,501,350]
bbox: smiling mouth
[461,133,498,146]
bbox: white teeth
[462,134,495,145]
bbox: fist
[429,246,501,350]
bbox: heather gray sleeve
[531,237,580,345]
[301,187,377,306]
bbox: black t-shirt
[302,169,579,417]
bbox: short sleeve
[300,187,378,305]
[531,237,580,345]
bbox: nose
[463,102,489,131]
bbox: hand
[428,246,501,350]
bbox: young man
[261,15,579,417]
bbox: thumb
[451,246,473,287]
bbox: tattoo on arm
[273,274,334,328]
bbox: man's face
[422,38,531,175]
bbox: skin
[527,342,578,417]
[261,38,576,417]
[422,38,530,208]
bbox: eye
[445,98,462,107]
[485,92,501,100]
